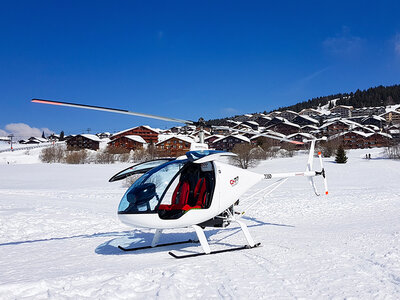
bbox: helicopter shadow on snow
[0,230,133,248]
[95,217,295,256]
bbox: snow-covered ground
[0,148,399,299]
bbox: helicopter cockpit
[117,156,216,219]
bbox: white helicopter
[32,98,328,258]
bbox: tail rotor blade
[318,151,328,195]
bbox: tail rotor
[305,139,328,196]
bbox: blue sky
[1,0,400,136]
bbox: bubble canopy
[118,159,187,214]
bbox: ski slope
[0,149,399,299]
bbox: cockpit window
[109,158,175,182]
[118,160,187,214]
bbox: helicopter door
[158,161,215,220]
[109,158,175,182]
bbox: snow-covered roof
[389,129,400,134]
[282,119,301,128]
[301,125,319,130]
[28,137,48,143]
[234,123,252,129]
[244,120,259,126]
[155,135,195,145]
[364,124,380,131]
[295,115,319,124]
[362,115,385,122]
[329,130,392,140]
[319,119,358,129]
[121,135,147,144]
[299,108,321,115]
[112,125,159,137]
[227,120,241,125]
[351,125,375,133]
[282,110,298,115]
[97,132,111,136]
[213,134,250,144]
[375,132,392,139]
[330,105,354,110]
[80,134,102,142]
[250,130,287,140]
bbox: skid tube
[118,239,199,252]
[169,242,261,259]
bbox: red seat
[159,177,208,212]
[159,181,190,211]
[182,178,207,211]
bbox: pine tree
[42,131,46,139]
[335,145,348,164]
[60,131,65,141]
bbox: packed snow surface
[0,149,399,299]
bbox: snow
[295,114,319,124]
[156,135,195,145]
[80,134,102,142]
[121,135,147,144]
[0,149,400,298]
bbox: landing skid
[169,242,261,259]
[118,239,198,252]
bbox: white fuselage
[118,161,264,229]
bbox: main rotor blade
[212,126,304,145]
[31,99,194,125]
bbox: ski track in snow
[0,149,400,299]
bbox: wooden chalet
[361,115,385,128]
[242,120,259,131]
[286,132,314,144]
[266,111,282,118]
[319,120,351,136]
[22,137,48,144]
[204,135,224,148]
[212,135,250,152]
[279,110,298,121]
[292,115,319,127]
[351,106,385,118]
[108,135,146,151]
[300,125,319,133]
[66,134,101,151]
[330,131,392,149]
[264,120,300,136]
[388,128,400,143]
[250,131,285,147]
[254,115,272,127]
[156,136,194,157]
[299,108,321,117]
[48,134,60,141]
[329,105,353,118]
[380,110,400,125]
[111,125,159,144]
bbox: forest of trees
[205,84,400,126]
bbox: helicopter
[32,98,328,259]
